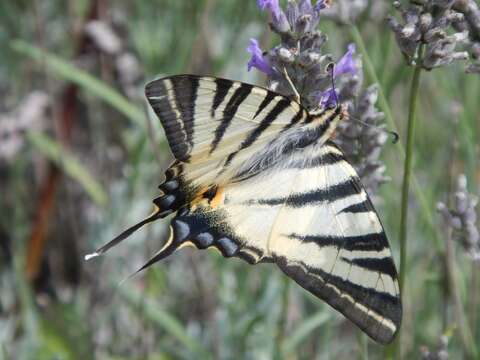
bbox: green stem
[398,46,423,293]
[387,46,424,360]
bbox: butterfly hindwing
[146,141,401,344]
[267,142,401,344]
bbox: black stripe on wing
[145,79,192,161]
[341,256,398,279]
[339,200,371,214]
[224,98,291,167]
[286,232,389,252]
[210,83,253,154]
[253,91,277,119]
[170,76,199,148]
[253,178,362,207]
[282,107,310,131]
[211,78,233,117]
[275,256,401,344]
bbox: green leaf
[10,39,145,127]
[26,131,107,206]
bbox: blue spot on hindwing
[195,232,214,248]
[173,220,190,242]
[217,237,239,257]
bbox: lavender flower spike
[247,38,274,75]
[334,43,357,77]
[257,0,290,32]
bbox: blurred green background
[0,0,479,359]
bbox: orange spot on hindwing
[209,186,225,208]
[190,185,225,210]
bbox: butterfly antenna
[345,113,399,144]
[282,67,301,103]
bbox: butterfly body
[91,74,402,344]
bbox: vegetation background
[0,0,478,359]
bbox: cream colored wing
[145,74,308,189]
[90,74,401,344]
[133,141,401,344]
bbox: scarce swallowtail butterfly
[87,74,402,344]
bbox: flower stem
[387,45,424,360]
[398,45,423,294]
[399,45,423,291]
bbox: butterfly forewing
[96,75,401,344]
[145,75,306,170]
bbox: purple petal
[334,43,357,77]
[296,0,323,32]
[257,0,282,19]
[319,87,339,108]
[257,0,290,32]
[298,0,313,14]
[247,38,274,75]
[285,1,299,27]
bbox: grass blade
[26,131,107,206]
[281,312,330,355]
[10,39,145,127]
[116,284,207,357]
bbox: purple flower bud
[257,0,290,32]
[247,38,274,75]
[298,0,327,14]
[257,0,281,18]
[314,0,328,12]
[334,43,357,76]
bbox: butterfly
[87,74,402,344]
